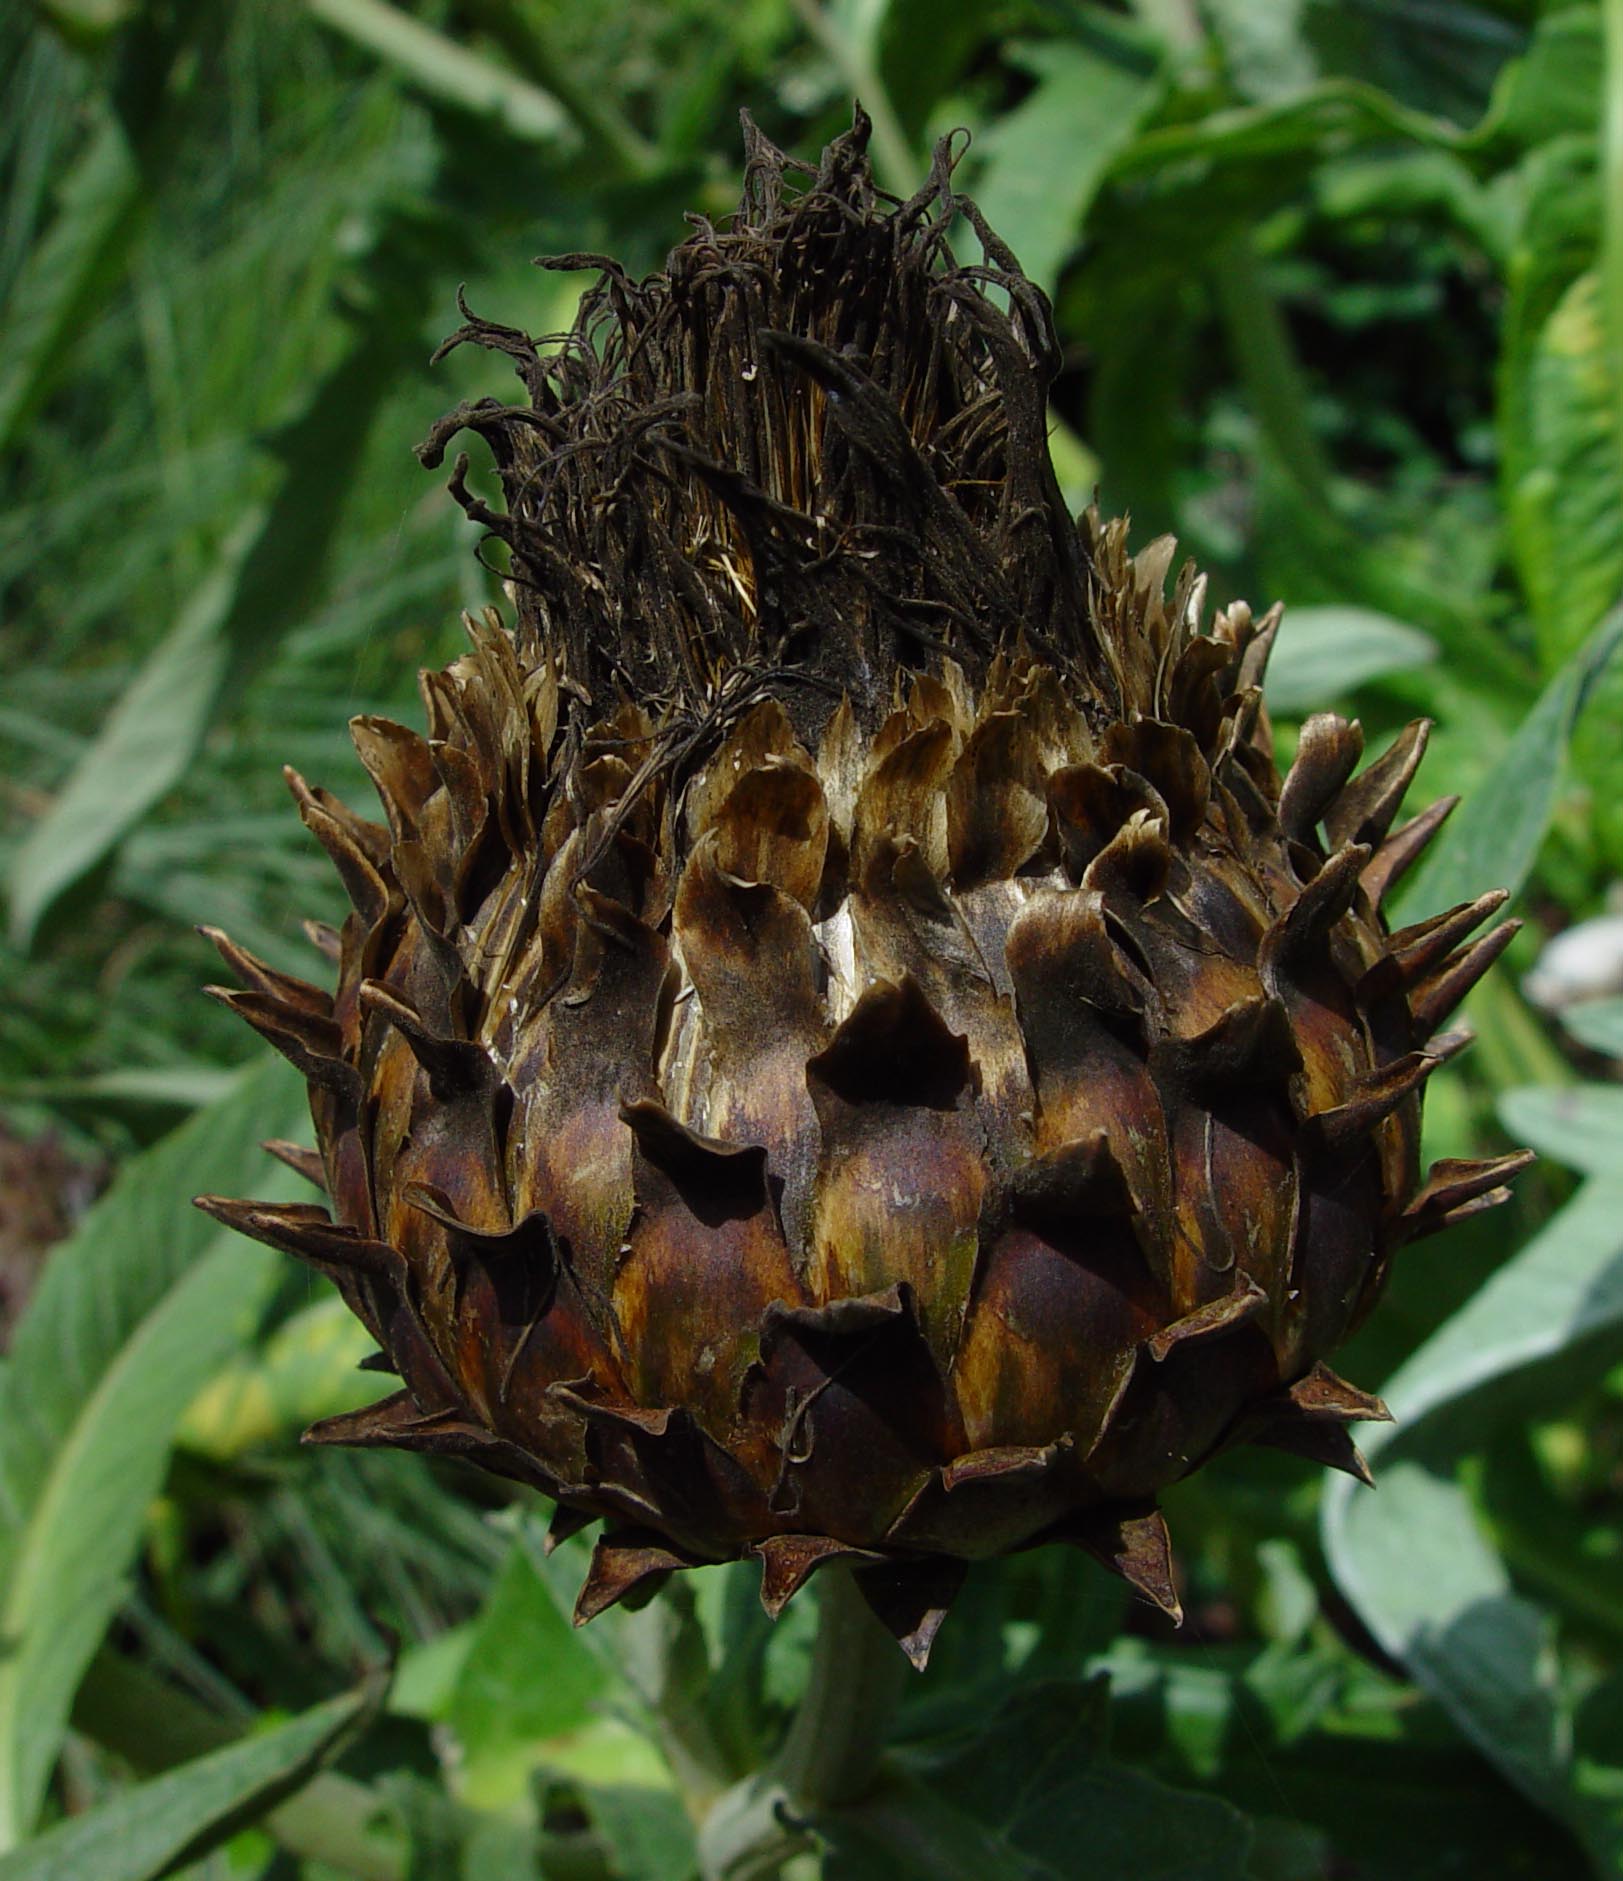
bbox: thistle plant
[196,110,1529,1848]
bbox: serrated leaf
[0,1056,306,1848]
[972,37,1164,295]
[1264,606,1437,714]
[823,1679,1256,1880]
[1393,603,1623,926]
[446,1540,607,1809]
[0,1679,380,1881]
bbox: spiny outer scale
[199,111,1530,1664]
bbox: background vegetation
[3,0,1623,1874]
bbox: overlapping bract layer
[199,115,1528,1662]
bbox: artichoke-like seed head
[198,112,1530,1662]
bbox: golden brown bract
[197,113,1529,1665]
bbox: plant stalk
[697,1568,909,1880]
[774,1566,909,1809]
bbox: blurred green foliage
[3,1,1623,1877]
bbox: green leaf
[1264,606,1438,714]
[0,1056,306,1849]
[6,206,440,950]
[582,1784,698,1881]
[1478,9,1602,150]
[1324,1175,1623,1869]
[972,36,1164,295]
[1203,0,1316,105]
[305,0,571,144]
[1563,998,1623,1057]
[824,1680,1257,1879]
[874,0,992,139]
[0,1679,381,1881]
[0,1065,238,1116]
[445,1540,607,1809]
[0,110,142,453]
[5,510,257,950]
[1498,1084,1623,1179]
[1108,80,1466,185]
[1393,603,1623,926]
[1503,270,1623,666]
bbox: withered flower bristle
[200,111,1527,1663]
[415,108,1113,744]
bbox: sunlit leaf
[0,1679,381,1881]
[972,34,1164,295]
[0,1058,304,1848]
[1324,1176,1623,1869]
[1264,605,1437,713]
[1393,604,1623,925]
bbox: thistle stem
[697,1568,909,1880]
[776,1566,910,1808]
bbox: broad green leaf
[1203,0,1315,104]
[1091,1632,1560,1876]
[180,1293,384,1461]
[1498,1084,1623,1180]
[582,1784,698,1881]
[445,1541,607,1808]
[823,1680,1256,1879]
[1477,9,1602,150]
[1264,606,1437,714]
[1324,1176,1623,1869]
[0,1056,305,1848]
[0,1680,381,1881]
[6,511,258,950]
[1393,604,1623,926]
[1563,999,1623,1057]
[972,36,1164,295]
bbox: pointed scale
[1360,795,1458,907]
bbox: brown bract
[197,111,1529,1664]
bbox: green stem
[1601,0,1623,496]
[775,1568,908,1809]
[696,1569,908,1880]
[786,0,918,195]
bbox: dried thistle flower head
[198,112,1529,1665]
